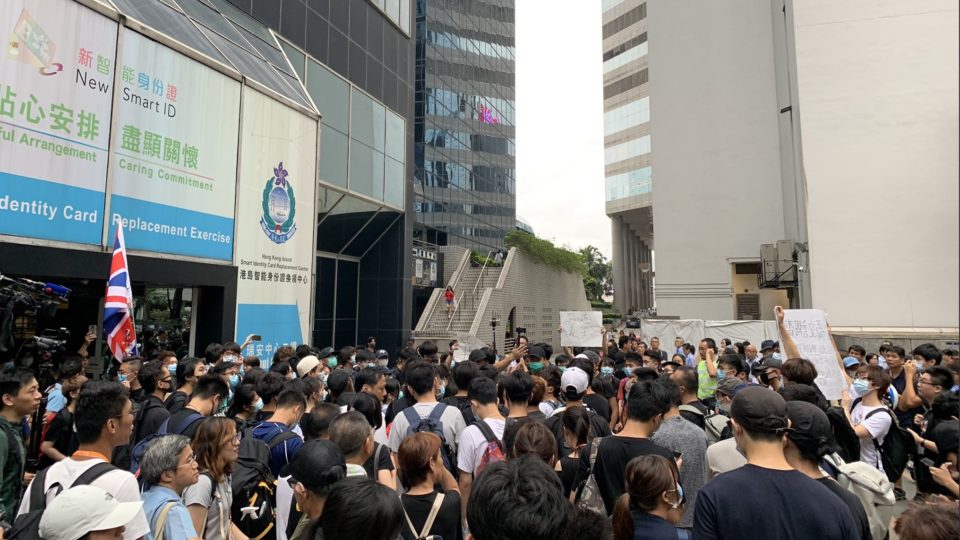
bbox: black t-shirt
[816,477,871,540]
[166,408,205,439]
[544,406,612,457]
[41,408,78,467]
[129,387,146,404]
[679,400,709,430]
[574,436,674,515]
[386,393,417,424]
[399,489,462,540]
[442,395,476,425]
[363,442,396,479]
[693,464,858,540]
[136,396,171,442]
[558,455,579,497]
[164,390,188,414]
[583,393,612,422]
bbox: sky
[515,1,611,259]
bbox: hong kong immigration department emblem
[260,161,297,244]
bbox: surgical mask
[229,374,240,389]
[167,363,177,375]
[852,379,872,397]
[318,390,327,402]
[398,390,405,400]
[320,372,329,385]
[669,483,684,509]
[252,398,264,412]
[328,358,338,368]
[718,399,731,414]
[717,370,727,381]
[350,354,356,363]
[437,384,446,399]
[216,397,228,415]
[377,359,389,368]
[290,372,297,380]
[600,366,614,377]
[559,367,567,373]
[529,361,545,373]
[118,374,127,383]
[913,360,925,371]
[223,354,238,363]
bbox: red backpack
[474,420,506,475]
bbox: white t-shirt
[276,475,294,540]
[456,417,506,475]
[851,403,892,471]
[387,402,467,452]
[17,458,149,540]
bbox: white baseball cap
[561,366,590,394]
[296,355,322,378]
[39,485,143,540]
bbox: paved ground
[883,471,917,540]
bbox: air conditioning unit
[760,240,798,288]
[760,243,779,287]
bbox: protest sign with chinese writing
[779,309,847,400]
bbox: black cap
[280,440,347,493]
[318,346,335,358]
[468,349,488,363]
[758,356,783,371]
[760,340,777,352]
[785,401,832,454]
[526,346,546,359]
[731,386,790,433]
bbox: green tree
[579,245,612,302]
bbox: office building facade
[0,0,416,368]
[413,0,517,253]
[602,0,654,316]
[645,0,958,330]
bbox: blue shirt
[45,383,66,414]
[251,421,303,477]
[685,353,696,368]
[631,511,687,540]
[141,485,197,540]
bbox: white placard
[560,311,603,347]
[779,309,846,400]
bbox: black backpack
[403,403,458,475]
[230,427,299,540]
[864,407,913,482]
[825,406,861,464]
[7,462,116,539]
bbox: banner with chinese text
[107,30,239,260]
[0,0,116,244]
[234,87,317,366]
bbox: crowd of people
[0,306,957,540]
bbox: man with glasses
[283,439,347,540]
[140,434,200,540]
[17,381,150,540]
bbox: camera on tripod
[34,327,71,355]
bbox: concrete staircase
[415,263,503,339]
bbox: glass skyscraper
[413,0,517,252]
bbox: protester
[165,358,207,414]
[0,368,41,518]
[251,389,306,476]
[184,417,243,540]
[225,383,262,430]
[557,406,593,497]
[545,365,612,456]
[500,371,535,453]
[574,379,674,515]
[511,421,557,465]
[348,392,395,487]
[37,485,144,540]
[17,381,150,540]
[695,339,719,408]
[140,434,201,540]
[119,357,145,403]
[328,411,375,478]
[40,374,85,466]
[133,361,173,443]
[397,432,462,540]
[670,366,708,429]
[387,361,467,455]
[255,372,287,420]
[281,439,346,540]
[165,374,229,440]
[305,477,403,540]
[43,357,83,417]
[300,403,341,441]
[693,386,858,539]
[841,365,893,472]
[650,378,708,528]
[611,455,684,540]
[457,376,506,514]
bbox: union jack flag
[104,227,138,361]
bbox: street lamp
[491,311,500,353]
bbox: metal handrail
[447,250,497,332]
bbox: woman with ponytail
[557,406,592,497]
[612,455,685,540]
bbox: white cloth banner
[638,319,778,349]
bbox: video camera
[0,272,71,354]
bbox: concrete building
[643,0,958,331]
[602,0,655,316]
[413,0,517,253]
